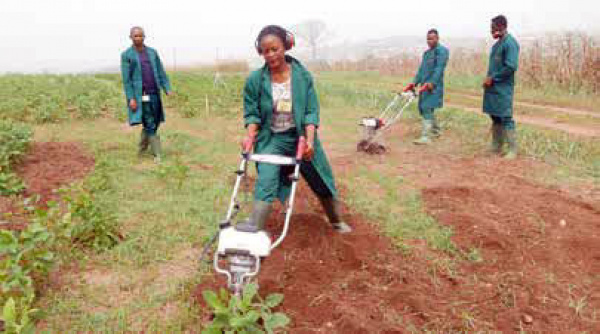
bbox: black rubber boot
[431,115,441,138]
[413,119,433,145]
[503,129,518,160]
[149,135,162,163]
[319,197,352,234]
[235,201,272,233]
[488,123,504,154]
[138,130,149,156]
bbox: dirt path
[447,90,600,118]
[446,103,600,138]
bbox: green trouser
[419,107,435,121]
[254,130,332,203]
[142,94,162,136]
[141,94,162,159]
[490,115,515,130]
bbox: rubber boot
[138,130,149,157]
[149,135,162,163]
[503,129,518,160]
[431,116,441,138]
[413,119,433,145]
[319,197,352,234]
[488,124,503,154]
[235,201,272,233]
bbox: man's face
[130,29,145,47]
[491,23,505,39]
[427,33,439,49]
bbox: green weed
[202,283,290,334]
[0,120,32,195]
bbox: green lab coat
[120,46,171,126]
[413,44,449,111]
[483,34,520,117]
[243,56,338,201]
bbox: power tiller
[201,137,307,296]
[357,89,421,154]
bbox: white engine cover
[361,118,378,128]
[217,227,272,257]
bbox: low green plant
[57,157,120,252]
[0,74,123,124]
[61,185,120,251]
[0,120,32,195]
[202,283,290,334]
[0,222,55,334]
[0,223,54,301]
[0,172,26,195]
[2,296,37,334]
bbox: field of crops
[1,70,599,333]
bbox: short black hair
[427,29,439,36]
[256,25,289,53]
[492,15,508,28]
[130,26,144,36]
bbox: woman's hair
[255,25,294,54]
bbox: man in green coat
[120,26,172,162]
[483,15,520,159]
[403,29,449,145]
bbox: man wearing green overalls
[120,26,172,162]
[236,25,352,234]
[483,15,520,159]
[403,29,449,145]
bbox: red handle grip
[296,136,307,160]
[403,83,416,92]
[418,85,429,94]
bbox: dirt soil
[357,139,387,155]
[1,142,94,230]
[194,123,600,333]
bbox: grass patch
[32,76,242,330]
[342,165,455,254]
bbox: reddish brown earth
[1,142,94,230]
[194,121,600,332]
[195,185,410,333]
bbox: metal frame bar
[224,158,248,223]
[247,154,296,166]
[270,161,301,250]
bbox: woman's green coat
[243,56,338,200]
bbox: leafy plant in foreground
[202,283,290,334]
[0,120,32,195]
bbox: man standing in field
[403,29,449,145]
[483,15,520,159]
[121,26,172,162]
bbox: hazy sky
[1,0,598,73]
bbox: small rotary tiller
[205,137,307,296]
[357,89,419,153]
